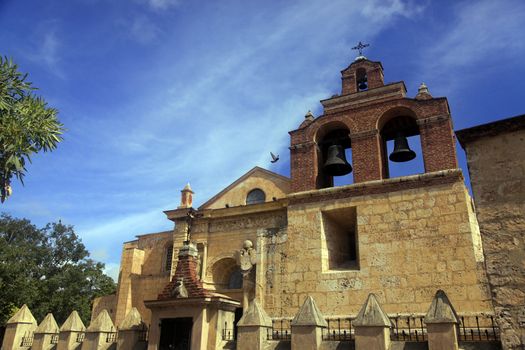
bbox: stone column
[237,300,272,350]
[82,310,116,350]
[291,296,328,350]
[424,290,459,350]
[353,294,392,350]
[56,310,85,350]
[32,313,59,350]
[117,307,147,350]
[1,304,38,350]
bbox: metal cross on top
[352,41,370,56]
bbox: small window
[165,245,173,272]
[246,189,266,205]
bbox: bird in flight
[270,152,279,163]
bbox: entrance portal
[159,317,192,350]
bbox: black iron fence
[267,318,292,341]
[20,332,33,346]
[459,315,499,341]
[76,332,85,342]
[322,317,354,341]
[222,322,235,341]
[390,315,427,342]
[106,328,118,343]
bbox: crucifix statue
[236,240,257,310]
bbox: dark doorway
[159,317,192,350]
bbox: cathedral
[4,49,519,350]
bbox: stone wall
[457,117,525,349]
[263,170,492,318]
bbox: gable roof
[198,166,290,210]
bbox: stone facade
[457,115,525,350]
[78,55,516,350]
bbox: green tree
[0,57,64,203]
[0,214,116,325]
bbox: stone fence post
[1,304,38,350]
[56,310,85,350]
[291,296,327,350]
[32,313,59,350]
[424,289,459,350]
[236,300,272,350]
[353,293,392,350]
[117,307,147,350]
[82,310,116,350]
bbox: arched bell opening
[379,113,425,179]
[315,124,353,188]
[356,68,368,92]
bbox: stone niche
[321,207,358,271]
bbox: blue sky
[1,0,524,280]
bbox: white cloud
[147,0,181,10]
[419,0,525,88]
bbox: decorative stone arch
[209,257,243,290]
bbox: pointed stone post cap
[119,307,145,331]
[35,313,59,334]
[6,304,37,325]
[60,310,86,332]
[87,309,115,332]
[424,289,459,324]
[238,300,272,327]
[291,296,328,327]
[353,294,391,327]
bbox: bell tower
[289,44,458,193]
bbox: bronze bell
[324,144,352,176]
[389,133,416,162]
[358,80,368,91]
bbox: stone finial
[238,300,272,327]
[60,310,86,332]
[119,307,144,331]
[353,294,391,327]
[305,110,315,121]
[35,313,59,334]
[415,82,433,100]
[87,310,115,332]
[178,183,194,208]
[292,296,328,327]
[424,289,459,324]
[7,304,37,325]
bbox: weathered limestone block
[237,300,272,350]
[424,290,459,350]
[117,307,147,350]
[1,304,38,350]
[32,313,59,350]
[291,296,327,350]
[82,310,116,350]
[353,294,391,350]
[57,310,85,350]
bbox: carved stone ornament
[237,240,257,275]
[171,278,188,298]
